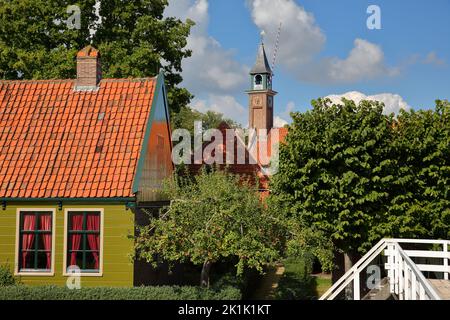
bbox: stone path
[251,264,285,300]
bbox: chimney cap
[77,45,100,58]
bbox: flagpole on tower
[271,22,282,75]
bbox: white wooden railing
[320,239,450,300]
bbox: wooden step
[362,277,395,300]
[428,279,450,300]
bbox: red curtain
[70,214,83,266]
[87,214,100,269]
[39,214,52,269]
[21,214,36,269]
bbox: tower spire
[246,38,277,130]
[250,42,272,75]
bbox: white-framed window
[63,208,104,277]
[15,208,56,276]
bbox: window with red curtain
[19,211,53,271]
[67,211,101,272]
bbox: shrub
[0,285,241,300]
[274,257,317,300]
[211,268,263,299]
[0,265,19,286]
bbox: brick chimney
[75,45,101,90]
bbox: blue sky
[166,0,450,125]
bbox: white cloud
[273,101,296,127]
[192,95,247,124]
[274,116,288,128]
[166,1,407,124]
[325,91,411,115]
[316,39,399,83]
[424,51,447,67]
[248,0,325,69]
[248,0,397,84]
[166,0,248,95]
[282,101,295,117]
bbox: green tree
[0,0,193,114]
[374,100,450,240]
[271,98,450,275]
[271,98,397,269]
[171,106,240,131]
[134,169,284,287]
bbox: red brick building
[189,41,288,197]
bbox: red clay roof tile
[0,78,157,199]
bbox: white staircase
[320,239,450,300]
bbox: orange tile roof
[187,123,288,193]
[0,78,157,199]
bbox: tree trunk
[344,252,355,300]
[200,260,213,288]
[332,251,360,299]
[332,251,345,284]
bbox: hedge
[0,285,241,300]
[0,265,19,287]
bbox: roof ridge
[0,79,74,84]
[0,76,158,84]
[99,77,158,82]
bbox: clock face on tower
[252,95,263,107]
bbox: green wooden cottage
[0,46,173,287]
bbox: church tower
[247,41,277,130]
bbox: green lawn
[274,257,332,300]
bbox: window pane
[85,251,99,270]
[69,213,84,231]
[21,213,36,231]
[86,213,100,231]
[22,250,36,269]
[68,251,83,269]
[20,212,37,270]
[36,252,49,269]
[68,233,83,252]
[38,213,52,231]
[19,211,52,271]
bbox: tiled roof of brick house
[0,47,159,199]
[188,123,288,196]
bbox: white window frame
[15,208,56,276]
[63,208,104,277]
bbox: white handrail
[389,238,450,245]
[320,238,447,300]
[320,239,387,300]
[389,241,441,300]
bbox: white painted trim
[14,208,56,277]
[62,208,104,277]
[403,250,450,259]
[416,264,450,273]
[321,239,444,300]
[389,238,450,245]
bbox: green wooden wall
[0,202,134,287]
